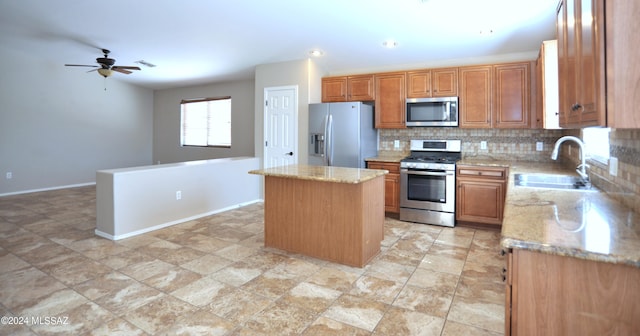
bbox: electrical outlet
[480,141,487,150]
[609,157,618,176]
[5,172,12,179]
[536,142,544,151]
[394,140,400,149]
[176,191,182,200]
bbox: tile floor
[0,186,505,335]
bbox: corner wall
[0,46,153,195]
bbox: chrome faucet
[551,136,590,184]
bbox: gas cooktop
[400,139,462,170]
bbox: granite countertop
[249,164,388,184]
[365,151,407,163]
[477,160,640,268]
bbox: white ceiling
[0,0,558,90]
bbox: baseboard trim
[0,182,96,197]
[95,198,264,240]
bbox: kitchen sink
[513,173,595,191]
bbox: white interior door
[264,86,298,168]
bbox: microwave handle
[443,102,450,121]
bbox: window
[180,97,231,147]
[582,127,610,164]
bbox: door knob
[285,152,293,156]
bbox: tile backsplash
[380,128,564,161]
[564,128,640,214]
[380,127,640,213]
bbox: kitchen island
[249,164,387,267]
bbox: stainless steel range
[400,140,461,227]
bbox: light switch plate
[394,140,400,149]
[609,157,618,176]
[480,141,487,150]
[536,142,544,151]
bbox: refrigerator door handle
[322,114,329,165]
[326,114,333,166]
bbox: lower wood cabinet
[367,161,400,213]
[456,165,508,227]
[505,249,640,335]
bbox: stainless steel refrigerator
[308,102,378,168]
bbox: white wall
[96,157,261,239]
[0,47,154,195]
[153,79,255,164]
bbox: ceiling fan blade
[65,64,99,68]
[112,68,133,74]
[113,66,141,70]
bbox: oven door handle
[402,169,453,177]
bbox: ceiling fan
[65,49,141,78]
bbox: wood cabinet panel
[605,1,640,128]
[375,72,406,129]
[347,74,375,101]
[456,165,507,226]
[322,75,375,102]
[508,249,640,335]
[321,77,347,102]
[535,40,560,129]
[406,71,432,98]
[264,175,384,267]
[494,63,530,128]
[406,68,458,98]
[557,0,606,127]
[459,66,492,128]
[367,161,400,213]
[432,68,458,96]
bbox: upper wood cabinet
[321,77,347,102]
[535,40,560,129]
[375,72,406,129]
[459,62,531,129]
[604,1,640,128]
[347,75,375,101]
[556,0,606,128]
[494,62,531,128]
[406,68,458,98]
[321,75,375,102]
[459,66,493,128]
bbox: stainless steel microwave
[406,97,459,127]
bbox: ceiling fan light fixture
[97,68,113,78]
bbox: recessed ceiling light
[382,40,398,48]
[479,29,494,35]
[309,49,324,57]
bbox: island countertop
[249,164,388,184]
